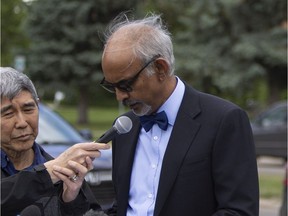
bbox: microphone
[20,204,42,216]
[96,116,132,143]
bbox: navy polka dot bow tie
[139,111,168,132]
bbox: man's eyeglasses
[100,55,160,93]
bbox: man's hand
[52,156,93,202]
[44,142,110,183]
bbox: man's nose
[115,88,129,102]
[15,113,28,128]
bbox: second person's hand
[44,142,110,183]
[52,156,94,202]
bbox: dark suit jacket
[107,84,259,216]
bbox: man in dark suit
[101,13,259,216]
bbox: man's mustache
[123,99,138,107]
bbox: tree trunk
[77,86,89,124]
[267,67,287,104]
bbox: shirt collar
[1,149,9,169]
[1,142,47,175]
[158,76,185,126]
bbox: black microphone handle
[96,126,118,143]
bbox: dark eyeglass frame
[100,55,160,93]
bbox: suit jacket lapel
[154,85,201,216]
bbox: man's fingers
[53,165,76,178]
[70,142,110,160]
[67,160,89,176]
[85,156,94,171]
[50,142,109,176]
[85,149,102,160]
[73,142,110,151]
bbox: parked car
[251,101,287,160]
[36,103,115,207]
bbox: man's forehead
[102,41,136,74]
[104,23,150,53]
[1,91,35,106]
[104,32,134,57]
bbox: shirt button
[148,193,153,199]
[151,164,156,169]
[153,136,158,140]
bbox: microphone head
[114,116,132,134]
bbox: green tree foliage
[150,0,287,107]
[25,0,138,123]
[1,0,29,66]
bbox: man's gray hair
[0,67,38,102]
[104,12,175,76]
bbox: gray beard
[123,99,152,116]
[133,103,152,116]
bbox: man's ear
[154,58,169,81]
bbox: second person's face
[1,90,39,155]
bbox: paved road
[260,199,282,216]
[258,157,285,216]
[260,208,279,216]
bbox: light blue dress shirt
[127,77,185,216]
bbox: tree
[1,0,29,66]
[150,0,287,107]
[25,0,138,124]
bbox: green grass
[55,105,120,139]
[259,174,283,200]
[55,105,284,200]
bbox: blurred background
[1,0,287,215]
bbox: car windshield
[36,104,85,144]
[254,103,287,128]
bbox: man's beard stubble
[123,99,152,116]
